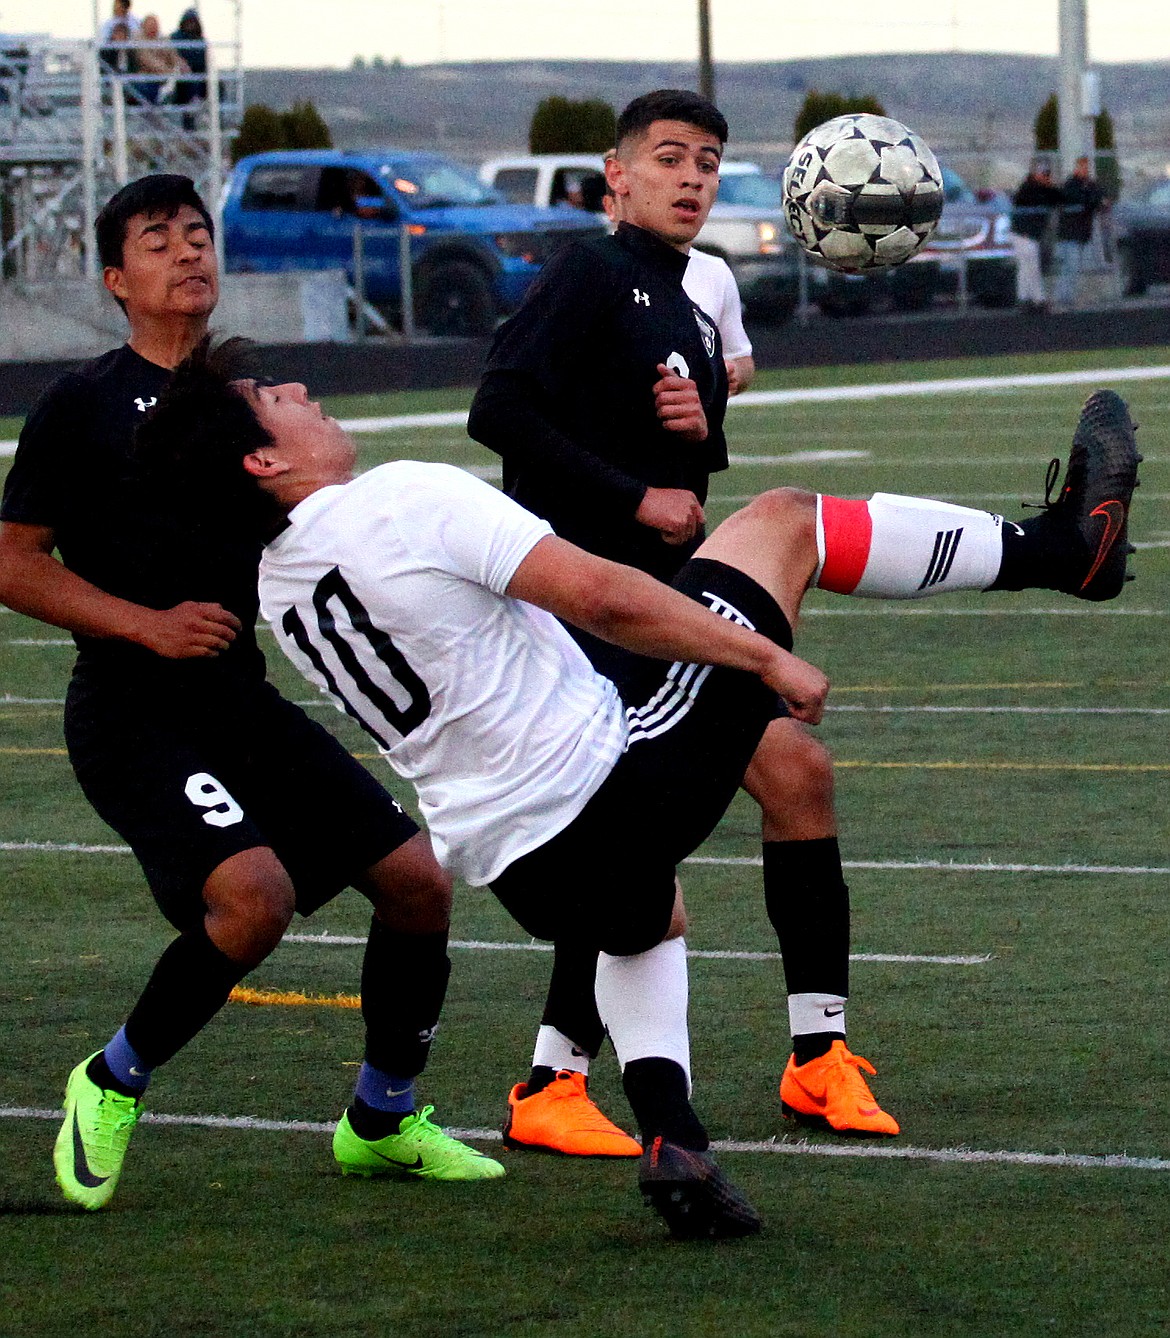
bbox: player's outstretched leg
[814,389,1141,604]
[53,1052,144,1211]
[333,1105,505,1182]
[992,388,1141,601]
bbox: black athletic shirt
[1,344,266,698]
[468,222,728,585]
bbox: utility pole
[697,0,714,104]
[1058,0,1096,176]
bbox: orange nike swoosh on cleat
[1081,499,1126,590]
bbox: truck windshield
[385,160,496,209]
[717,174,782,208]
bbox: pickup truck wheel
[416,261,496,336]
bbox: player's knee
[360,835,453,934]
[747,486,818,540]
[203,850,296,964]
[746,720,836,829]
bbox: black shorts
[492,559,791,954]
[64,677,418,930]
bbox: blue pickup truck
[222,149,605,336]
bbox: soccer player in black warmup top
[0,175,503,1210]
[469,89,1143,1155]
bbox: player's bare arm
[653,363,708,440]
[506,534,827,723]
[0,521,240,657]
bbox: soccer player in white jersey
[682,247,755,395]
[137,339,1137,1238]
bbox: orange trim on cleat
[502,1069,642,1157]
[780,1040,900,1137]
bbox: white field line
[281,934,990,966]
[6,363,1170,456]
[4,696,1170,718]
[801,606,1169,617]
[2,1105,1166,1172]
[3,841,1168,878]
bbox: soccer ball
[782,114,944,272]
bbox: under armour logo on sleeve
[633,288,650,306]
[134,396,158,413]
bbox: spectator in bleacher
[98,0,141,44]
[171,8,207,108]
[1054,155,1107,309]
[1009,158,1063,312]
[131,14,189,105]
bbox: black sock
[123,921,249,1069]
[86,1050,143,1100]
[763,838,850,999]
[542,939,606,1060]
[361,919,450,1078]
[525,1064,560,1095]
[347,1093,410,1140]
[792,1032,845,1065]
[987,509,1085,592]
[622,1058,708,1150]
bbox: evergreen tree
[794,90,886,142]
[529,96,616,154]
[230,103,285,163]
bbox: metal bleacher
[1,31,241,280]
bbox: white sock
[816,493,1006,598]
[594,938,691,1092]
[788,992,847,1038]
[531,1024,589,1076]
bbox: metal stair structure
[1,30,241,281]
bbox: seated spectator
[131,14,189,104]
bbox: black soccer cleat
[1043,389,1141,601]
[638,1136,762,1241]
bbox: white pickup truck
[479,154,800,321]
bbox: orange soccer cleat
[780,1040,900,1137]
[503,1069,642,1157]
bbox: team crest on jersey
[693,308,716,358]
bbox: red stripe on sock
[817,496,873,594]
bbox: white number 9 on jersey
[184,771,245,828]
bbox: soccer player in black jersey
[469,89,1143,1154]
[0,175,503,1210]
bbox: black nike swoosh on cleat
[367,1148,426,1171]
[71,1111,109,1188]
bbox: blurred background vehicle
[920,165,1017,307]
[479,154,800,321]
[224,149,604,336]
[1114,178,1170,296]
[805,164,1016,316]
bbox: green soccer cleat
[53,1052,143,1211]
[333,1105,505,1182]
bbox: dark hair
[615,89,728,153]
[95,173,214,269]
[134,336,282,536]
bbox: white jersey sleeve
[683,249,752,361]
[258,462,628,886]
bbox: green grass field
[2,346,1168,1336]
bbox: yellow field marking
[834,760,1170,772]
[230,985,360,1009]
[832,681,1079,693]
[0,746,67,755]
